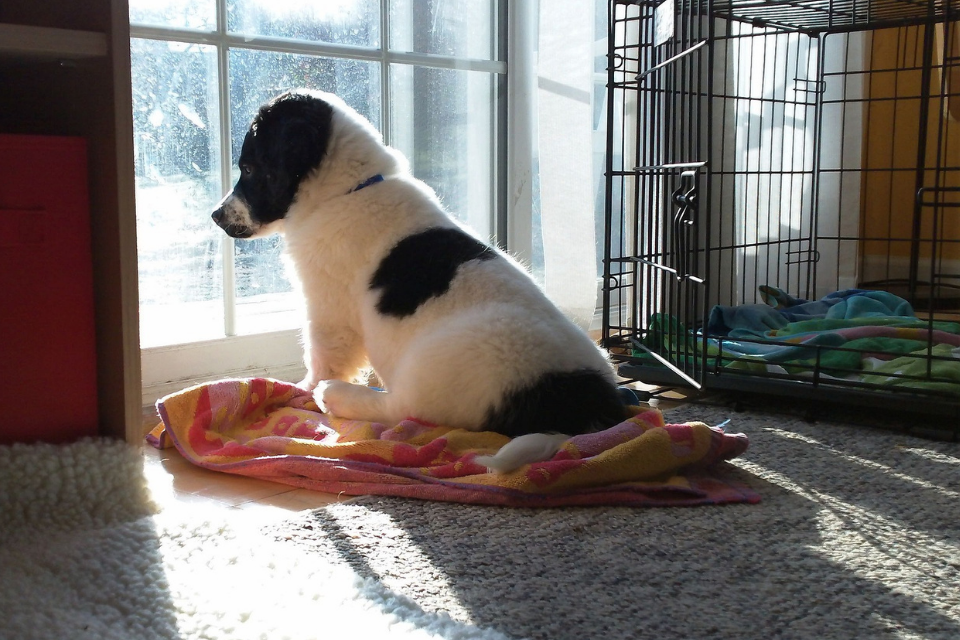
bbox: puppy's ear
[274,98,334,180]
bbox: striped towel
[147,378,759,507]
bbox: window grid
[130,0,506,339]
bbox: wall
[861,24,960,272]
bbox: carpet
[2,406,959,639]
[0,439,511,640]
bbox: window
[130,0,504,400]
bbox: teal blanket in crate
[638,287,960,395]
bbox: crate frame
[601,0,960,424]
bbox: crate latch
[671,169,698,281]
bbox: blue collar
[350,174,384,193]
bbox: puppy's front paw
[314,379,350,415]
[297,375,319,392]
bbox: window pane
[129,0,216,30]
[390,0,496,60]
[131,38,224,347]
[228,48,382,335]
[227,0,379,47]
[390,65,494,237]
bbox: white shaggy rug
[1,404,959,640]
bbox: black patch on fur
[484,370,626,439]
[233,92,335,224]
[370,227,497,317]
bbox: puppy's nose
[212,208,224,225]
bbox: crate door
[628,164,709,388]
[641,0,712,388]
[603,0,712,388]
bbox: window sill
[141,328,305,406]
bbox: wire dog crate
[602,0,960,423]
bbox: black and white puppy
[212,89,625,472]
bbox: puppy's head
[212,91,334,238]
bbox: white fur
[473,434,570,474]
[255,90,616,472]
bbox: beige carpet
[270,404,960,639]
[0,439,509,640]
[1,405,958,639]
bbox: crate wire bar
[602,0,960,424]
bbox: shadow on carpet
[270,404,960,640]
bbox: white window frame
[133,1,513,405]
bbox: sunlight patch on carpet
[325,507,474,623]
[765,427,960,498]
[733,452,960,632]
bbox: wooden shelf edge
[0,23,108,59]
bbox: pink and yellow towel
[148,378,759,507]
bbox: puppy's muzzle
[212,192,255,239]
[211,206,227,226]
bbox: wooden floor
[140,409,347,524]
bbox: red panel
[0,134,99,444]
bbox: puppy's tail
[474,433,570,474]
